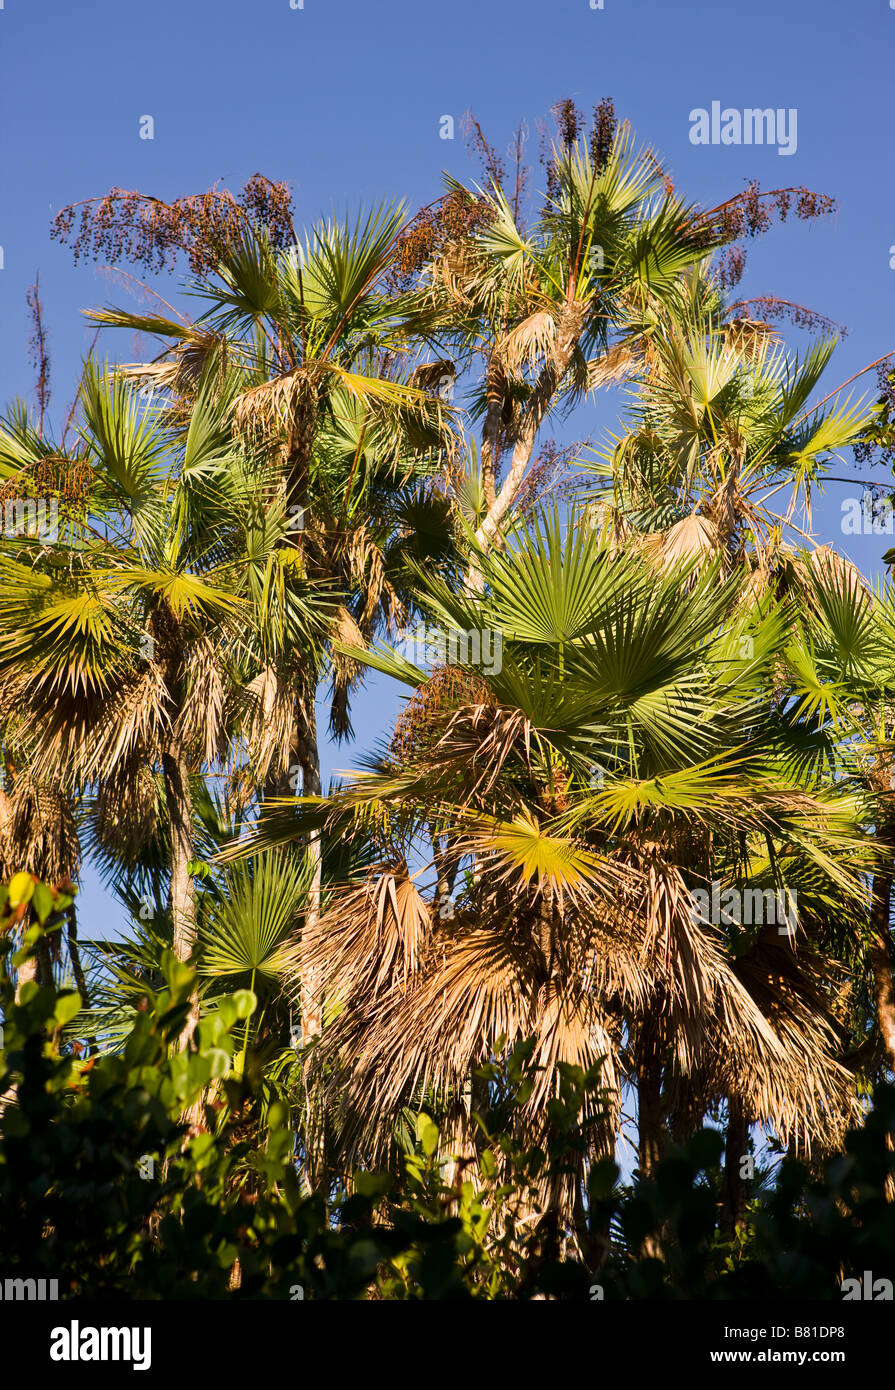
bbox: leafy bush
[1,880,893,1299]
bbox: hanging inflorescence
[50,173,296,277]
[386,186,494,292]
[726,294,846,338]
[541,97,618,200]
[854,358,895,469]
[696,180,837,277]
[711,181,836,241]
[389,665,494,768]
[25,275,51,433]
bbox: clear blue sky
[1,0,893,935]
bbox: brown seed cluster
[591,97,617,172]
[552,98,581,151]
[696,181,836,254]
[854,357,895,468]
[723,183,836,240]
[695,182,837,287]
[717,246,747,290]
[733,295,845,337]
[389,664,494,766]
[513,439,580,518]
[26,276,51,430]
[0,456,93,506]
[50,174,295,277]
[542,98,617,199]
[386,188,493,292]
[462,112,507,190]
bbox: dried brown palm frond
[309,916,618,1171]
[722,316,780,361]
[115,360,180,394]
[495,310,557,380]
[436,240,487,308]
[612,855,858,1153]
[727,928,861,1153]
[71,664,170,782]
[329,606,366,740]
[585,344,637,392]
[235,364,452,456]
[573,899,654,1019]
[705,451,748,542]
[115,326,222,401]
[625,861,752,1068]
[90,757,161,869]
[168,329,225,394]
[232,367,316,439]
[772,543,871,633]
[389,673,496,769]
[806,544,870,599]
[235,663,298,789]
[176,633,231,766]
[641,513,719,571]
[530,977,619,1116]
[520,981,621,1217]
[0,662,169,784]
[411,702,542,806]
[300,866,430,1005]
[440,972,623,1238]
[343,530,389,626]
[0,772,81,882]
[410,360,456,393]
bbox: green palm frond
[198,850,310,986]
[78,360,169,516]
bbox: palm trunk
[271,388,325,1043]
[0,949,35,1116]
[636,1040,665,1261]
[259,385,318,804]
[298,706,323,1040]
[479,355,503,511]
[161,743,198,1046]
[150,599,198,1048]
[722,1094,748,1234]
[869,734,895,1074]
[14,923,53,995]
[468,299,589,591]
[66,903,89,1007]
[538,881,555,978]
[637,1044,665,1180]
[868,907,895,1074]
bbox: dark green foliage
[1,891,893,1300]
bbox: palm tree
[79,207,461,1037]
[0,363,303,1038]
[0,284,86,999]
[29,124,883,1228]
[777,550,895,1078]
[47,124,840,1050]
[393,102,838,587]
[575,290,895,1219]
[584,276,878,576]
[586,286,895,1085]
[230,515,870,1237]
